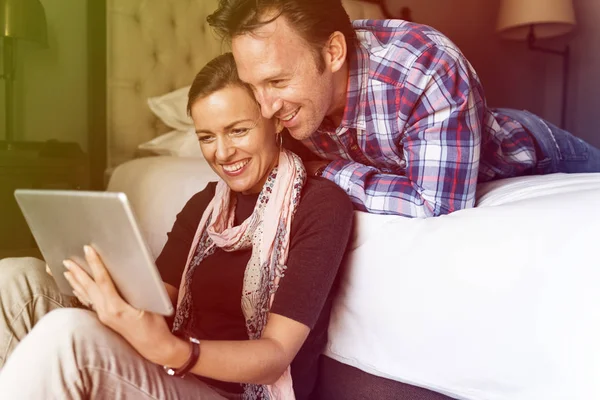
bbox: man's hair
[207,0,357,72]
[186,52,254,115]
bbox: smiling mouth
[280,108,299,122]
[222,159,250,174]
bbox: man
[207,0,600,217]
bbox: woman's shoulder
[303,176,351,200]
[188,181,217,202]
[297,177,353,216]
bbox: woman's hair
[207,0,357,72]
[186,52,254,116]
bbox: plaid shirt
[301,20,537,217]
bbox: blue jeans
[494,108,600,174]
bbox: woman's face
[190,85,281,194]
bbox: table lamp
[1,0,48,150]
[497,0,576,129]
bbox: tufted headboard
[106,0,223,168]
[105,0,387,169]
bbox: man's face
[232,16,337,140]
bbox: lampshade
[497,0,576,41]
[0,0,48,46]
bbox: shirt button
[350,145,359,151]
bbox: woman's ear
[324,31,347,73]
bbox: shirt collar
[316,42,369,134]
[339,44,369,131]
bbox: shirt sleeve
[322,46,482,218]
[270,179,354,329]
[155,182,216,289]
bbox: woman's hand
[63,245,178,366]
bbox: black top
[156,177,354,399]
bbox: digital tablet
[14,189,174,316]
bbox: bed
[100,1,600,399]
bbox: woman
[0,53,353,399]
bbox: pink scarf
[172,150,306,399]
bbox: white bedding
[326,172,600,400]
[476,172,600,206]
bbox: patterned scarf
[172,149,306,399]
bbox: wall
[385,0,599,147]
[0,41,4,135]
[8,0,88,149]
[555,0,600,146]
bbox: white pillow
[137,130,203,158]
[147,86,194,132]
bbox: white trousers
[0,257,229,399]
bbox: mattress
[325,172,600,400]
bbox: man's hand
[305,160,330,176]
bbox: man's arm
[322,48,483,217]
